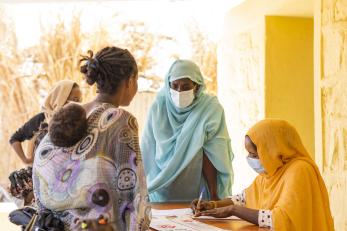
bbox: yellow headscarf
[42,80,76,123]
[245,119,334,231]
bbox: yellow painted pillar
[265,16,314,158]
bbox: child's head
[49,103,87,147]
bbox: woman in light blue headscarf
[141,60,234,202]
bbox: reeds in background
[189,21,218,95]
[0,8,217,184]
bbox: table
[0,202,19,231]
[150,203,270,231]
[0,213,19,231]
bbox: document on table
[150,215,226,231]
[151,208,240,220]
[151,208,192,217]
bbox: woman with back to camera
[32,47,151,231]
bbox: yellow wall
[219,2,315,193]
[316,0,347,229]
[265,16,315,157]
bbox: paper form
[151,208,240,220]
[150,216,227,231]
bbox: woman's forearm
[231,205,259,225]
[202,153,218,199]
[11,141,31,164]
[215,198,234,208]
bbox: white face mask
[170,88,195,108]
[246,157,266,174]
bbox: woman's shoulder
[288,159,315,169]
[117,108,137,121]
[97,105,138,131]
[89,103,136,119]
[200,94,225,116]
[284,159,318,178]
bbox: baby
[49,102,87,147]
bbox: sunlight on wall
[218,7,265,194]
[316,0,347,229]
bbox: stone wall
[320,0,347,229]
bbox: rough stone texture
[322,29,343,77]
[335,0,347,21]
[218,21,265,193]
[321,0,347,229]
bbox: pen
[196,188,205,214]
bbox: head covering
[42,80,76,123]
[168,60,204,84]
[141,60,233,200]
[245,119,334,231]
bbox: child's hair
[80,46,138,94]
[48,103,87,147]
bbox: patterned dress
[32,103,151,231]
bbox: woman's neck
[94,93,122,107]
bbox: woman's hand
[191,199,215,214]
[195,205,234,218]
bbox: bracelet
[210,201,217,209]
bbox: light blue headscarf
[141,60,233,201]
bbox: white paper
[152,208,193,217]
[151,208,240,220]
[150,216,226,231]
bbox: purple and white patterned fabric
[33,103,151,231]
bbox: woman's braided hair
[80,46,138,94]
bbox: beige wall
[218,9,265,193]
[316,0,347,229]
[265,16,314,157]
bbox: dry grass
[0,9,217,183]
[188,21,218,95]
[0,8,40,181]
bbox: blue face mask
[246,157,266,174]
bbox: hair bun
[80,50,100,86]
